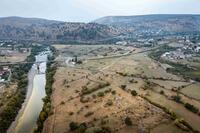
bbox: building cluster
[161,43,200,61]
[0,66,10,82]
[161,50,187,60]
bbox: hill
[94,14,200,35]
[0,17,121,43]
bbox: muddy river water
[8,51,49,133]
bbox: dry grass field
[43,44,200,133]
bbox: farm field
[181,83,200,100]
[0,47,30,63]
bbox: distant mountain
[94,14,200,35]
[0,17,121,43]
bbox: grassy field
[53,44,131,59]
[181,83,200,100]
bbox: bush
[131,90,137,96]
[69,122,79,131]
[129,79,134,83]
[120,85,126,90]
[125,117,132,126]
[78,123,87,133]
[171,95,182,103]
[81,82,110,95]
[104,88,111,93]
[60,101,65,105]
[160,90,165,95]
[111,90,116,95]
[85,111,94,117]
[69,112,74,116]
[117,72,127,76]
[184,103,199,114]
[97,92,104,97]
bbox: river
[8,51,49,133]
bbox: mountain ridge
[1,15,200,43]
[94,14,200,36]
[0,16,121,43]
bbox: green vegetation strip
[0,45,46,133]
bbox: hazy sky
[0,0,200,22]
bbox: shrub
[160,90,165,95]
[104,88,111,93]
[60,101,65,105]
[69,112,74,116]
[69,122,79,131]
[125,117,132,126]
[97,92,104,97]
[117,72,127,76]
[171,95,182,103]
[111,90,116,95]
[78,123,87,133]
[131,90,137,96]
[85,111,94,117]
[129,79,138,83]
[129,79,134,83]
[184,103,199,113]
[81,82,110,95]
[120,85,126,90]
